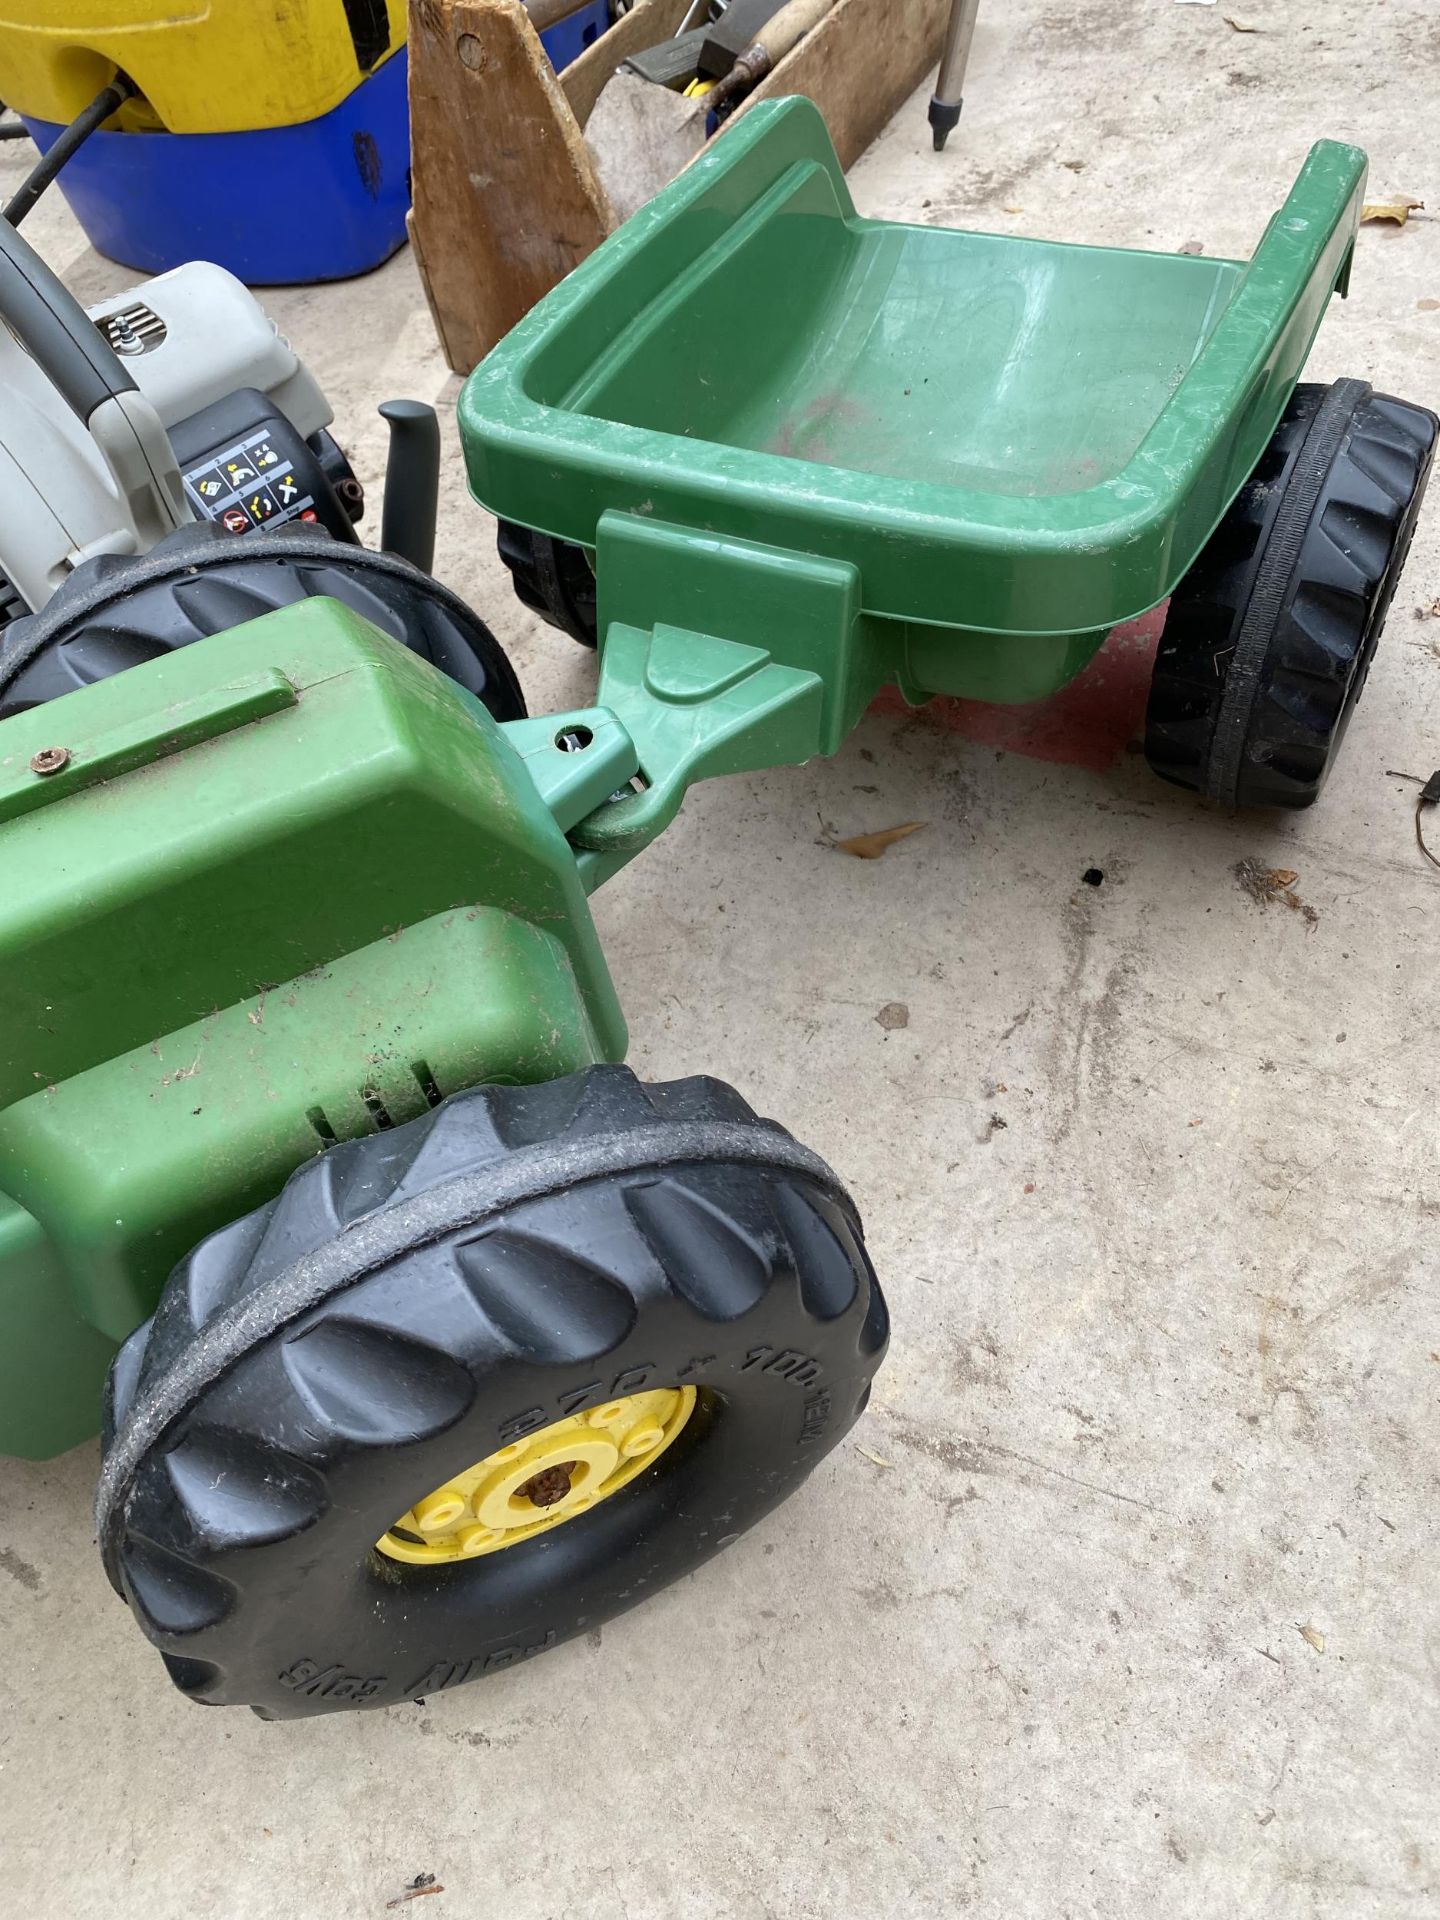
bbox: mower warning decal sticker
[183,426,316,533]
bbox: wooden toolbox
[409,0,952,373]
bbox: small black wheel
[97,1066,888,1719]
[0,521,527,723]
[497,520,598,648]
[1146,379,1437,808]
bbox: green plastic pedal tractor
[0,102,1432,1721]
[1,591,888,1721]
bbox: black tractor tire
[1145,378,1437,808]
[496,520,599,648]
[0,521,526,723]
[97,1066,888,1720]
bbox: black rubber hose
[4,75,136,227]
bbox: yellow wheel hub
[377,1387,697,1566]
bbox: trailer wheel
[98,1067,888,1719]
[497,521,598,648]
[1145,379,1436,808]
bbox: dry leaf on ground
[855,1445,895,1469]
[1362,198,1424,227]
[1223,15,1262,30]
[836,822,926,859]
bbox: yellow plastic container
[0,0,406,134]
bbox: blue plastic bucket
[21,49,412,285]
[17,8,615,285]
[539,0,612,69]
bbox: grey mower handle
[0,213,137,422]
[0,217,189,544]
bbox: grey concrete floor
[2,2,1438,1914]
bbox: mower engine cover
[0,260,347,622]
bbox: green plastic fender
[0,601,624,1455]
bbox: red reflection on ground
[870,606,1167,774]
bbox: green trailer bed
[466,99,1431,832]
[463,98,1365,651]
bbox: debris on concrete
[1361,197,1424,226]
[1385,768,1440,872]
[386,1874,443,1909]
[835,821,926,859]
[1233,858,1318,922]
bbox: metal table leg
[928,0,981,151]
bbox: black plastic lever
[378,399,441,575]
